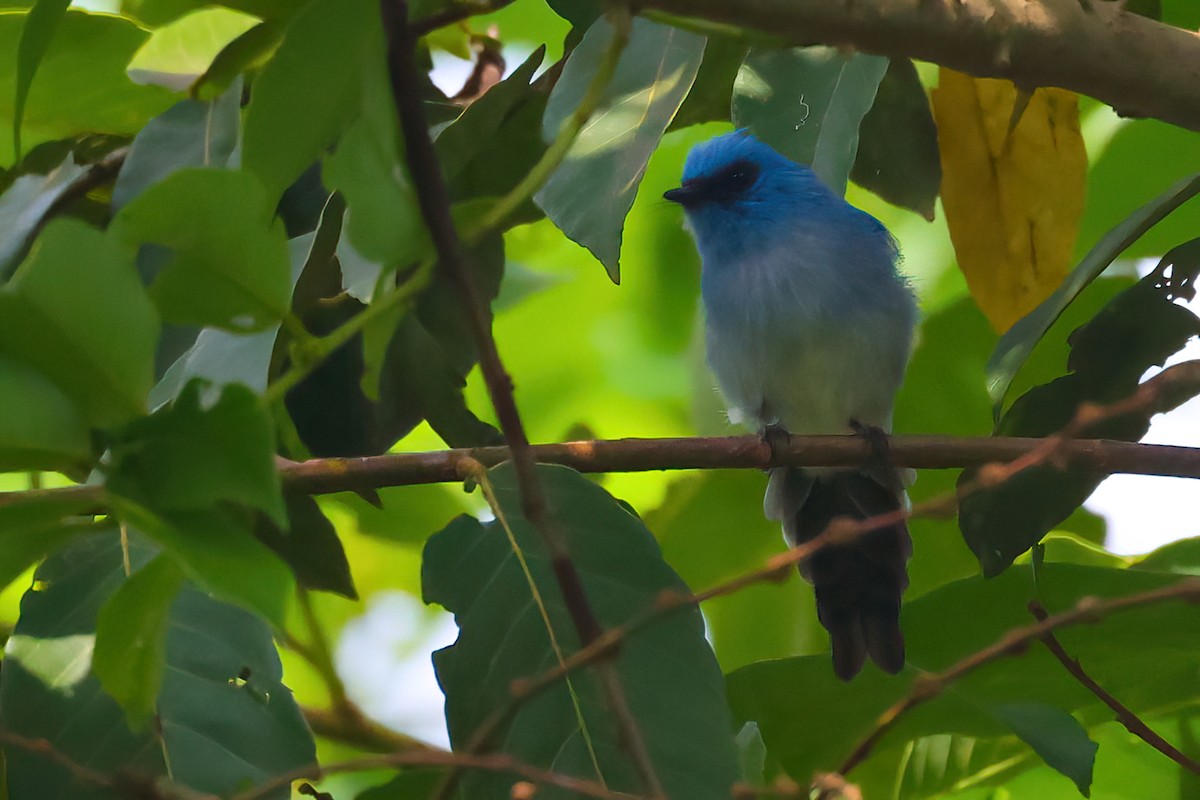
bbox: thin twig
[379,2,663,796]
[301,706,433,754]
[837,579,1200,775]
[1028,600,1200,776]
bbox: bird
[664,131,917,680]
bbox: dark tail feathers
[766,467,912,680]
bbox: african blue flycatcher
[665,131,917,680]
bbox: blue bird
[664,131,917,680]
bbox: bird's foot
[761,423,790,466]
[849,418,892,469]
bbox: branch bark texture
[641,0,1200,131]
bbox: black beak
[663,183,701,207]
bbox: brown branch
[639,0,1200,132]
[410,0,517,36]
[837,579,1200,775]
[301,705,435,754]
[229,749,639,800]
[1029,600,1200,776]
[378,3,662,796]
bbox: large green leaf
[0,218,159,427]
[727,563,1200,786]
[0,354,90,472]
[960,240,1200,576]
[321,17,426,269]
[423,464,740,799]
[111,78,242,210]
[987,703,1097,796]
[111,168,291,331]
[91,554,186,727]
[121,0,307,26]
[11,0,71,157]
[732,45,888,195]
[850,58,940,220]
[242,0,375,202]
[535,17,705,282]
[986,173,1200,412]
[0,494,96,592]
[0,150,84,276]
[109,380,285,524]
[0,9,175,166]
[0,533,315,800]
[254,492,357,599]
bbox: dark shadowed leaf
[0,494,97,592]
[986,173,1200,412]
[255,492,357,599]
[987,703,1097,796]
[0,533,314,800]
[0,151,85,276]
[242,0,374,202]
[424,464,740,799]
[0,218,159,427]
[536,17,704,282]
[960,240,1200,576]
[112,78,241,210]
[545,0,600,28]
[669,33,747,131]
[732,45,887,195]
[111,168,291,332]
[92,554,186,727]
[850,58,940,220]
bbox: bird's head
[664,131,837,259]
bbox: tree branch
[639,0,1200,131]
[1028,600,1200,776]
[378,4,663,796]
[837,578,1200,775]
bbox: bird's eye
[712,161,759,198]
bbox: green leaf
[0,218,159,427]
[117,501,294,627]
[92,554,186,727]
[423,464,740,799]
[11,0,71,158]
[254,492,357,599]
[0,532,314,800]
[986,173,1200,413]
[121,0,307,26]
[988,703,1097,796]
[111,168,291,331]
[960,240,1200,576]
[727,563,1200,786]
[0,355,90,473]
[732,45,888,195]
[850,58,940,220]
[112,78,242,210]
[0,495,96,592]
[109,380,286,526]
[242,0,375,202]
[125,6,259,88]
[322,20,427,268]
[0,150,85,276]
[545,0,600,28]
[191,18,285,101]
[0,9,175,166]
[535,17,705,282]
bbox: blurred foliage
[0,1,1198,799]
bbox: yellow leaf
[932,69,1087,332]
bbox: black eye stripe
[702,160,760,199]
